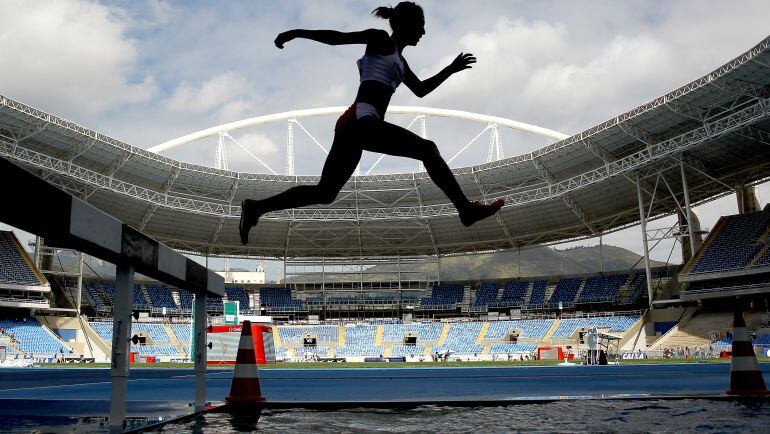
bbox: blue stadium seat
[383,323,442,342]
[527,280,548,308]
[278,325,339,343]
[145,284,179,313]
[473,283,499,309]
[225,286,250,312]
[485,319,554,340]
[546,277,582,309]
[433,322,484,355]
[420,284,464,309]
[0,318,71,355]
[171,324,191,345]
[578,274,628,304]
[550,316,638,338]
[334,325,380,357]
[490,343,536,354]
[0,231,42,286]
[691,208,770,274]
[495,281,528,307]
[260,288,305,312]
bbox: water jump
[240,2,504,245]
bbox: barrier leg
[109,264,134,434]
[194,292,208,411]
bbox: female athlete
[240,2,504,244]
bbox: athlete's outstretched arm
[274,28,385,49]
[403,53,476,98]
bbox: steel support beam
[193,292,207,412]
[109,264,134,434]
[636,176,654,303]
[680,159,697,258]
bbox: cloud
[226,132,281,173]
[147,0,173,26]
[416,17,568,105]
[0,0,155,117]
[165,71,254,113]
[520,34,676,127]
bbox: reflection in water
[4,400,770,433]
[1,415,170,433]
[163,399,770,433]
[227,413,262,432]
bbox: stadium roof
[1,37,769,259]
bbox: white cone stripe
[238,335,255,350]
[731,356,760,371]
[733,327,749,342]
[233,363,260,379]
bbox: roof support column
[736,185,761,214]
[599,234,604,274]
[680,160,697,260]
[636,175,654,304]
[109,264,134,434]
[76,252,84,314]
[436,255,441,285]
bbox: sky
[0,0,768,280]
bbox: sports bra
[357,51,405,91]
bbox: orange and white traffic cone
[727,310,768,395]
[226,320,266,407]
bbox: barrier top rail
[0,156,223,297]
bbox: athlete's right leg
[356,118,503,226]
[239,131,362,244]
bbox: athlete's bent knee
[419,140,441,161]
[317,185,339,205]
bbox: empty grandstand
[0,231,50,309]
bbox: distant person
[598,350,607,365]
[239,1,504,244]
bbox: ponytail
[372,6,394,19]
[372,2,423,29]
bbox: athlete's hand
[447,52,476,74]
[274,31,296,49]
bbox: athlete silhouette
[240,2,504,245]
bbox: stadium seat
[473,283,499,309]
[546,277,582,309]
[260,288,305,312]
[420,284,464,309]
[225,286,250,312]
[691,208,770,274]
[0,231,43,286]
[550,316,638,338]
[145,284,179,313]
[0,318,71,356]
[433,322,484,355]
[578,274,628,304]
[526,280,548,308]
